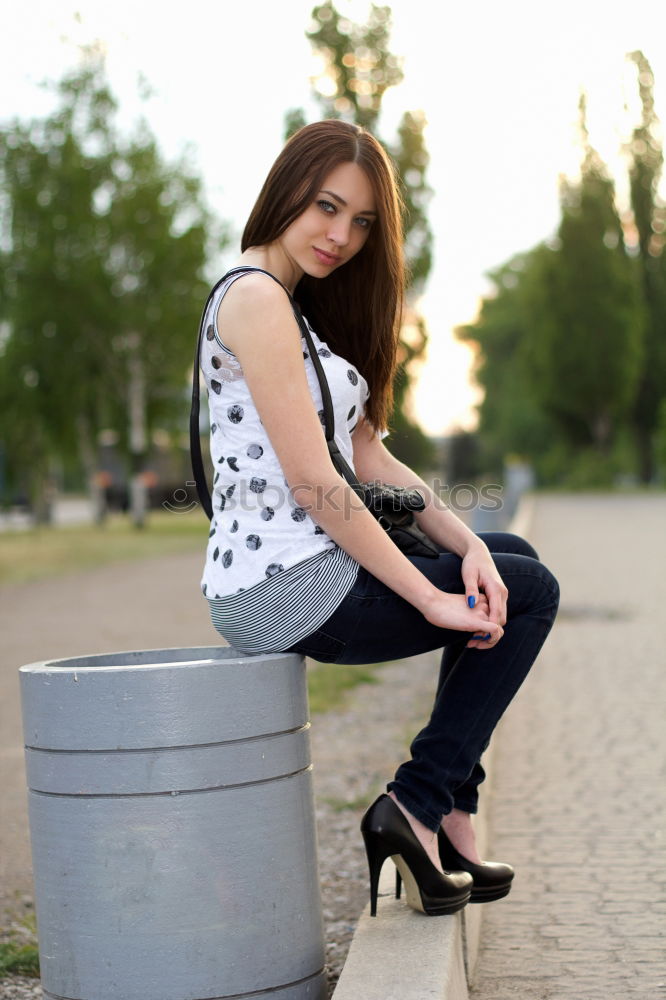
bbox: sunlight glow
[1,0,665,435]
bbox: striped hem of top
[206,546,360,655]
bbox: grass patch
[0,941,40,978]
[0,910,39,979]
[0,509,206,586]
[307,660,391,715]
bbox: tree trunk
[76,414,108,524]
[127,336,148,529]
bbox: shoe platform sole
[392,855,471,916]
[469,882,513,903]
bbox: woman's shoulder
[217,269,293,334]
[220,268,288,311]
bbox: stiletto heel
[438,828,514,903]
[396,868,402,899]
[361,829,394,917]
[360,794,472,917]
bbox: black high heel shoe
[360,794,472,917]
[395,827,515,903]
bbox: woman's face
[279,161,376,278]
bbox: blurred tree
[521,100,645,457]
[105,132,213,525]
[625,51,666,482]
[288,1,435,469]
[0,56,220,524]
[307,1,404,130]
[0,63,117,521]
[459,96,646,487]
[456,253,555,480]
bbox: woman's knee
[478,531,540,561]
[496,553,560,618]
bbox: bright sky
[2,0,665,434]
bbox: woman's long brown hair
[241,120,405,434]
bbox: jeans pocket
[290,629,346,663]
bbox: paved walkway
[471,494,666,999]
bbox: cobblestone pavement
[471,494,666,1000]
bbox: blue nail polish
[483,633,491,641]
[467,595,476,608]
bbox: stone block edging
[331,495,535,1000]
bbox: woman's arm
[352,419,508,631]
[217,275,502,643]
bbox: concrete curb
[331,495,535,1000]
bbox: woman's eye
[355,217,371,229]
[317,200,335,214]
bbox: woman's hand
[420,591,504,650]
[460,540,509,646]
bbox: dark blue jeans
[286,532,560,831]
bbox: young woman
[199,120,559,917]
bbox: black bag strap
[190,266,365,521]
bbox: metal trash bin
[19,646,327,1000]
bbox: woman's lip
[313,247,340,265]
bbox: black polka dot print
[211,380,222,395]
[265,563,284,577]
[317,409,326,426]
[303,351,309,360]
[222,550,233,568]
[213,546,220,561]
[206,325,215,340]
[225,484,236,499]
[211,356,223,370]
[261,507,275,521]
[202,583,208,595]
[227,457,239,472]
[217,455,225,464]
[227,404,244,423]
[247,443,263,459]
[213,472,220,485]
[348,406,356,421]
[318,348,331,358]
[291,507,307,522]
[230,519,239,532]
[246,534,262,550]
[347,369,359,386]
[249,477,267,494]
[350,423,357,433]
[211,423,217,434]
[314,525,324,535]
[218,496,226,512]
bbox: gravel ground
[310,651,439,995]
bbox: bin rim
[19,645,301,675]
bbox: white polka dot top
[200,269,370,654]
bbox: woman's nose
[327,217,351,247]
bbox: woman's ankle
[388,791,443,873]
[440,808,482,864]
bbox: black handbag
[190,266,439,558]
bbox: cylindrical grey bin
[19,646,327,1000]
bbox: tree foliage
[522,109,645,455]
[0,57,220,518]
[287,1,435,469]
[460,61,665,487]
[625,51,666,481]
